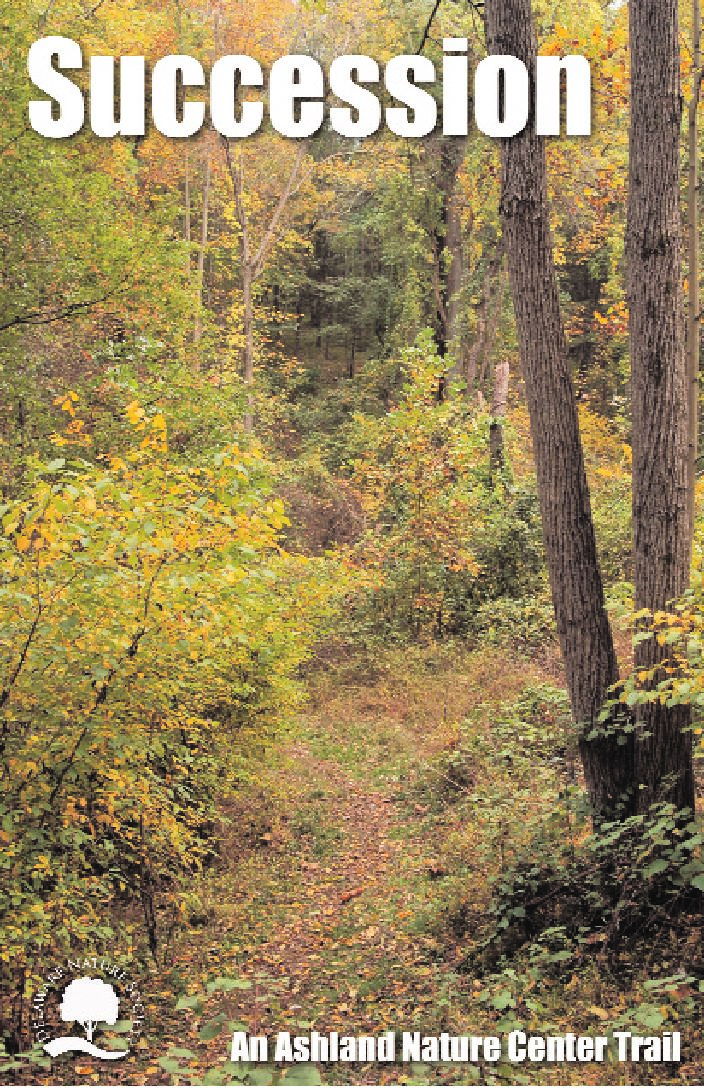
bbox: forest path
[207,683,449,1047]
[226,737,434,1035]
[171,650,551,1084]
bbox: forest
[1,0,704,1084]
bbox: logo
[32,956,145,1061]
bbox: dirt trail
[200,655,545,1050]
[167,652,570,1084]
[224,731,435,1041]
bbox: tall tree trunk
[628,0,695,812]
[688,0,702,529]
[434,136,467,393]
[485,0,635,816]
[242,264,254,434]
[432,144,464,358]
[223,138,307,438]
[446,187,463,357]
[184,151,191,274]
[476,264,507,391]
[194,156,211,346]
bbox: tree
[427,135,467,365]
[628,0,695,811]
[687,0,702,547]
[484,0,634,816]
[59,978,119,1042]
[223,138,309,432]
[485,0,696,816]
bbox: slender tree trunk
[434,136,467,393]
[194,156,211,346]
[485,0,635,816]
[184,151,191,274]
[446,187,463,356]
[489,359,509,474]
[628,0,695,812]
[688,0,702,528]
[223,139,308,437]
[463,246,504,394]
[295,289,302,352]
[242,264,254,434]
[476,265,507,391]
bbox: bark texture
[628,0,695,812]
[485,0,635,815]
[687,0,702,532]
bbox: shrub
[0,400,334,1043]
[344,336,546,643]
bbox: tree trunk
[222,138,308,439]
[628,0,695,812]
[463,245,504,395]
[489,359,509,474]
[476,264,507,391]
[446,185,463,358]
[242,265,254,434]
[184,151,191,274]
[485,0,635,816]
[434,136,467,390]
[194,156,211,346]
[688,0,702,530]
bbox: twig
[417,0,443,53]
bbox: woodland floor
[31,646,703,1087]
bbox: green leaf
[247,1067,276,1085]
[109,1020,133,1033]
[159,1057,187,1073]
[206,977,252,994]
[642,859,669,878]
[199,1015,228,1041]
[281,1067,323,1086]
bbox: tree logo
[33,956,145,1061]
[43,976,127,1059]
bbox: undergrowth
[416,675,704,1081]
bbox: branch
[417,0,485,53]
[0,607,41,710]
[222,137,251,269]
[417,0,443,53]
[45,559,166,808]
[0,274,134,335]
[251,142,308,279]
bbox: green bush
[342,337,547,643]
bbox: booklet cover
[1,0,702,1084]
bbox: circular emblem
[32,956,145,1061]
